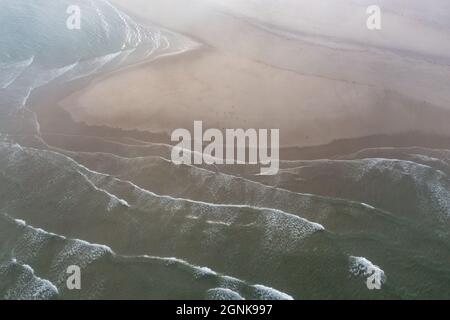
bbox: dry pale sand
[61,0,450,146]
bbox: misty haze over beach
[63,0,450,146]
[1,0,450,300]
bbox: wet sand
[60,0,450,147]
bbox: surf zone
[171,121,280,175]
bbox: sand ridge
[61,0,450,147]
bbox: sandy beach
[3,0,450,301]
[60,0,450,146]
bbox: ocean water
[1,0,450,300]
[0,0,198,111]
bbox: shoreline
[30,76,450,161]
[58,0,450,148]
[38,0,450,151]
[58,46,204,138]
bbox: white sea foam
[91,0,111,39]
[0,56,34,89]
[0,259,59,300]
[138,255,292,299]
[17,87,33,109]
[103,0,136,48]
[42,146,325,232]
[194,266,217,278]
[72,238,113,253]
[253,284,294,300]
[63,51,122,82]
[349,256,386,287]
[76,170,130,210]
[360,202,375,210]
[18,62,79,94]
[50,238,112,287]
[205,220,232,227]
[142,255,218,278]
[206,288,245,300]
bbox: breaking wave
[1,0,450,300]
